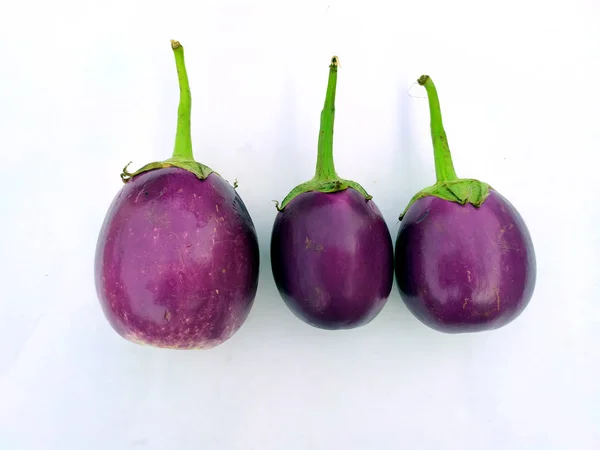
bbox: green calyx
[274,56,372,211]
[399,75,491,220]
[399,178,491,220]
[120,157,213,182]
[275,177,371,211]
[120,40,216,184]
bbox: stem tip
[417,74,430,86]
[171,40,182,49]
[330,56,340,67]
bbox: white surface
[1,1,599,449]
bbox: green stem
[418,75,458,182]
[313,56,340,182]
[171,40,194,161]
[273,56,372,210]
[119,40,216,183]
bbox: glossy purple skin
[395,189,536,333]
[94,167,259,349]
[271,188,394,330]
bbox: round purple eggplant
[395,75,536,333]
[94,41,259,349]
[270,57,394,330]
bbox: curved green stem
[171,40,193,160]
[314,57,339,182]
[418,75,458,182]
[119,40,216,184]
[398,75,492,220]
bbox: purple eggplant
[395,75,536,333]
[94,41,259,349]
[270,57,394,330]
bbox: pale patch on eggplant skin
[122,332,150,347]
[307,286,331,313]
[122,330,230,350]
[111,269,248,351]
[120,312,241,350]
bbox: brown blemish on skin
[164,310,171,321]
[216,204,219,212]
[462,298,469,309]
[305,237,324,251]
[215,289,219,294]
[222,268,226,273]
[474,290,502,318]
[499,239,517,251]
[466,270,471,282]
[497,224,518,251]
[432,221,444,232]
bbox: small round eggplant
[395,75,536,333]
[270,57,394,330]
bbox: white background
[1,1,599,449]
